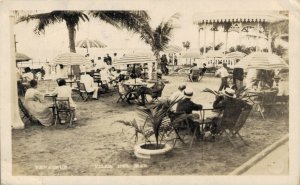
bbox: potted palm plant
[117,96,187,159]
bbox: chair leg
[68,111,73,127]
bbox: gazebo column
[255,22,260,52]
[198,25,201,52]
[203,23,207,56]
[267,31,272,53]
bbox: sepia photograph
[1,0,299,185]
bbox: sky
[14,9,272,63]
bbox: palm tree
[17,11,89,53]
[140,13,180,72]
[182,41,191,64]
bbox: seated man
[189,63,200,81]
[176,89,203,138]
[210,88,251,134]
[80,72,99,100]
[137,71,165,105]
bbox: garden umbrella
[205,50,224,58]
[179,51,203,59]
[205,50,224,67]
[75,39,107,53]
[225,51,246,60]
[163,45,183,54]
[114,53,156,83]
[52,52,90,65]
[16,52,31,62]
[234,52,288,70]
[113,53,156,66]
[52,52,90,78]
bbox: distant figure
[161,54,169,75]
[24,80,53,126]
[106,54,112,65]
[232,67,244,90]
[215,63,229,91]
[80,72,99,100]
[174,55,178,66]
[200,63,207,76]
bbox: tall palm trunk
[67,24,76,53]
[66,23,79,78]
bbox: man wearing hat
[176,88,203,138]
[211,88,251,134]
[137,71,165,105]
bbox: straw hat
[184,88,194,99]
[222,88,236,98]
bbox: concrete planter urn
[134,143,173,159]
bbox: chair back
[261,91,278,105]
[77,81,87,92]
[232,104,252,134]
[55,97,71,111]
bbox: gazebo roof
[193,11,287,24]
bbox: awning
[193,11,288,24]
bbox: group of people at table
[19,66,166,126]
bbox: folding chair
[189,69,200,82]
[18,98,39,126]
[219,104,252,148]
[150,84,165,103]
[260,91,279,118]
[167,111,192,147]
[116,83,134,104]
[54,97,74,126]
[75,81,93,101]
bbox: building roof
[193,11,287,24]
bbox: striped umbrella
[75,39,107,53]
[16,52,31,62]
[52,52,90,65]
[205,50,224,58]
[225,51,246,60]
[179,51,203,59]
[234,52,288,70]
[164,45,183,54]
[113,53,156,66]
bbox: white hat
[184,88,194,99]
[222,88,236,98]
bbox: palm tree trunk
[67,24,76,53]
[67,24,79,79]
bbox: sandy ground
[12,75,288,175]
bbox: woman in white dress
[24,80,53,126]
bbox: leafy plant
[116,95,187,149]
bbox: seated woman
[24,80,53,126]
[51,79,77,121]
[22,67,34,82]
